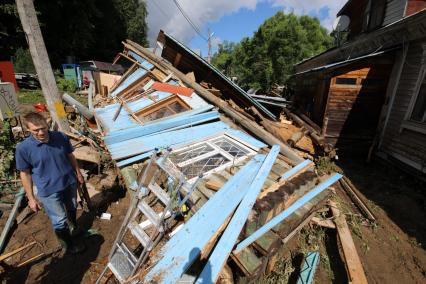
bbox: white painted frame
[401,43,426,134]
[169,134,257,182]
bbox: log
[329,201,368,284]
[123,40,304,165]
[282,108,324,147]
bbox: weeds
[260,255,295,284]
[315,156,342,176]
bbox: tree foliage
[0,0,148,67]
[211,12,333,91]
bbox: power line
[149,0,170,19]
[172,0,208,41]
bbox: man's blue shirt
[16,131,76,197]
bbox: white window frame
[169,134,257,183]
[401,44,426,134]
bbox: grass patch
[17,89,88,107]
[315,156,342,176]
[17,89,45,104]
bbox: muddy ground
[0,149,424,283]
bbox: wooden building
[293,0,426,175]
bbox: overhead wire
[172,0,208,41]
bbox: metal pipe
[0,188,25,254]
[62,93,94,120]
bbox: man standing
[16,112,85,254]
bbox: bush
[13,48,36,73]
[57,77,77,93]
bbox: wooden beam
[16,0,69,131]
[173,53,182,67]
[329,201,368,284]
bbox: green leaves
[211,12,333,92]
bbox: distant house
[292,0,426,175]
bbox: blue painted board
[196,145,280,283]
[144,155,267,283]
[234,173,343,254]
[281,159,313,180]
[108,121,230,160]
[297,251,320,284]
[104,110,219,145]
[128,50,154,70]
[116,151,154,168]
[110,68,147,97]
[226,129,267,149]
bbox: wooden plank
[230,247,263,277]
[196,146,280,283]
[258,159,314,200]
[330,201,368,284]
[0,241,36,262]
[144,155,266,283]
[234,173,343,254]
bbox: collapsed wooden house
[88,36,342,283]
[292,0,426,175]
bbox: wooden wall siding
[406,0,426,16]
[383,0,407,26]
[380,40,426,167]
[323,63,392,143]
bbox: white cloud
[145,0,348,46]
[269,0,347,30]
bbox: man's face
[27,121,49,143]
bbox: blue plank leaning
[234,173,343,254]
[143,154,267,284]
[196,145,280,284]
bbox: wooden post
[15,0,70,132]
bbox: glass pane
[212,137,250,158]
[335,77,357,85]
[142,106,174,121]
[170,143,215,164]
[168,101,187,113]
[411,84,426,122]
[179,153,230,179]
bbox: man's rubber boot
[54,229,86,254]
[67,210,83,237]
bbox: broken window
[335,77,357,85]
[134,94,191,122]
[169,135,256,181]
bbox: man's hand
[77,172,84,184]
[28,198,42,212]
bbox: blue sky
[146,0,347,56]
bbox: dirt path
[0,187,129,284]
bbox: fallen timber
[88,36,344,283]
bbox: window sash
[169,134,256,182]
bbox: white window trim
[169,134,257,183]
[401,44,426,133]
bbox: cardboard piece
[0,82,20,120]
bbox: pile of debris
[47,34,369,284]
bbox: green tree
[0,0,148,66]
[211,12,332,91]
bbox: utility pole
[207,28,214,63]
[15,0,70,131]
